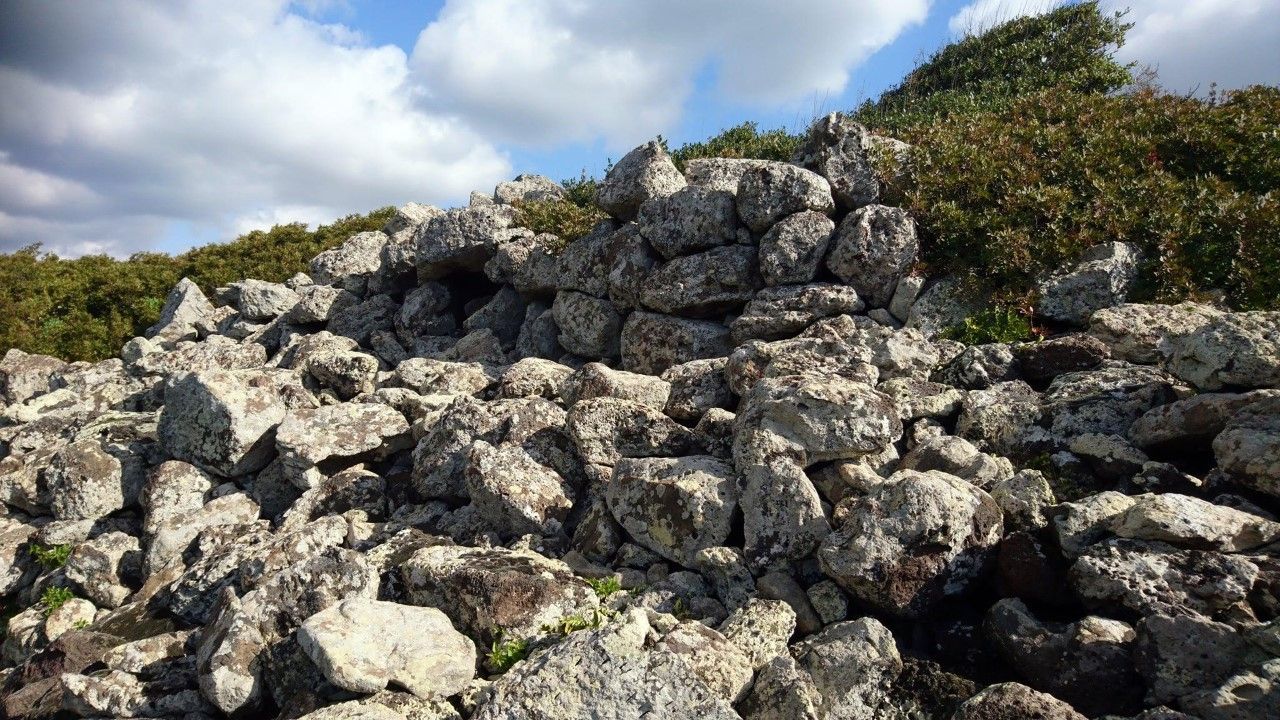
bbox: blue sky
[1,0,1277,257]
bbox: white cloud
[409,0,931,147]
[1110,0,1280,94]
[948,0,1063,36]
[947,1,1279,93]
[0,0,511,256]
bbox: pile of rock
[1,112,1278,720]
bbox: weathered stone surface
[793,113,887,210]
[145,492,261,574]
[394,357,495,396]
[45,437,128,521]
[1111,493,1280,552]
[620,312,732,375]
[789,617,903,719]
[552,290,622,358]
[402,544,596,642]
[464,285,527,351]
[231,279,300,321]
[662,357,731,422]
[494,174,565,205]
[1169,311,1280,390]
[474,611,738,720]
[737,162,835,233]
[145,278,215,348]
[1089,301,1223,364]
[485,231,561,296]
[1038,242,1140,325]
[951,682,1088,720]
[655,621,754,703]
[312,231,390,296]
[683,157,773,193]
[308,350,379,400]
[989,470,1056,531]
[298,598,475,699]
[899,435,1014,489]
[63,530,141,608]
[985,598,1140,715]
[935,343,1020,390]
[826,204,918,308]
[561,362,670,410]
[818,470,1003,618]
[1213,395,1280,497]
[595,141,686,221]
[1180,658,1280,720]
[495,357,574,400]
[465,440,574,537]
[637,185,739,259]
[605,455,738,567]
[0,349,67,404]
[758,210,834,286]
[640,245,762,317]
[1134,613,1260,707]
[730,283,863,344]
[158,370,288,478]
[1130,390,1276,450]
[566,397,701,465]
[276,402,410,488]
[416,205,518,280]
[556,221,621,298]
[1016,334,1110,384]
[1070,538,1259,619]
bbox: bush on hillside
[856,1,1133,134]
[0,209,393,362]
[887,85,1280,310]
[669,122,802,171]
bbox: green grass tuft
[39,586,75,616]
[29,543,72,571]
[585,576,622,599]
[945,308,1036,345]
[486,634,530,674]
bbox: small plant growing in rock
[486,634,530,674]
[29,542,72,570]
[586,576,622,599]
[671,597,693,621]
[39,586,75,616]
[73,619,91,630]
[945,308,1035,345]
[542,607,615,636]
[513,198,606,249]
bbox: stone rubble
[1,112,1277,720]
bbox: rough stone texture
[158,370,289,478]
[276,402,410,488]
[758,210,835,286]
[606,455,738,567]
[1069,539,1259,619]
[1089,301,1223,364]
[898,435,1014,490]
[826,204,918,308]
[1111,493,1280,551]
[730,283,864,344]
[661,357,731,422]
[951,682,1088,720]
[818,470,1003,618]
[298,598,475,699]
[1,349,68,405]
[561,362,670,410]
[1213,395,1280,497]
[552,290,622,359]
[683,157,773,193]
[1037,242,1140,325]
[793,113,886,210]
[416,205,519,280]
[472,609,738,720]
[1134,613,1260,707]
[145,278,216,348]
[736,162,835,233]
[566,397,701,466]
[1016,334,1110,385]
[637,185,739,259]
[311,231,389,296]
[465,440,574,537]
[402,544,597,643]
[1169,311,1280,390]
[595,141,686,221]
[494,174,565,205]
[640,245,762,317]
[1180,658,1280,720]
[620,311,732,376]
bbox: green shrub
[890,86,1280,310]
[0,208,393,362]
[669,122,802,171]
[29,543,72,571]
[585,575,622,599]
[39,586,75,616]
[486,634,530,674]
[856,1,1132,135]
[513,198,606,248]
[945,308,1036,345]
[541,607,615,636]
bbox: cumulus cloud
[409,0,930,146]
[0,0,511,256]
[947,0,1279,93]
[948,0,1062,35]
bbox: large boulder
[951,682,1087,720]
[730,283,864,345]
[1089,301,1222,364]
[465,440,575,537]
[605,455,739,567]
[297,598,475,699]
[757,210,835,286]
[640,245,762,317]
[552,290,622,359]
[145,278,215,348]
[818,470,1003,618]
[825,204,918,308]
[566,397,701,466]
[1168,311,1280,390]
[595,141,686,221]
[1037,242,1140,325]
[402,545,597,643]
[472,609,739,720]
[637,185,739,259]
[1110,493,1280,552]
[158,370,288,478]
[310,231,389,297]
[0,348,67,404]
[275,402,410,488]
[736,162,834,233]
[620,312,732,375]
[1213,395,1280,498]
[415,205,519,280]
[793,113,885,210]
